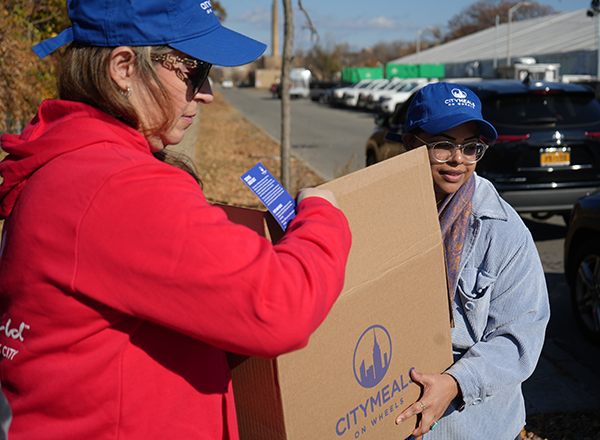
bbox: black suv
[365,79,600,220]
[564,191,600,345]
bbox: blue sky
[221,0,590,54]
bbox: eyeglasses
[150,53,212,96]
[413,134,488,164]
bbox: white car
[221,79,234,88]
[331,79,373,105]
[376,78,432,115]
[344,79,389,108]
[344,79,390,107]
[356,79,403,108]
[364,78,413,111]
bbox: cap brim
[170,25,266,67]
[420,114,498,141]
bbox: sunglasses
[150,53,213,96]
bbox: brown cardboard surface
[226,147,454,440]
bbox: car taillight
[485,134,531,143]
[585,131,600,138]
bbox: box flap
[319,147,441,295]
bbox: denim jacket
[425,175,551,440]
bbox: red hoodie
[0,100,351,439]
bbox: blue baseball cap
[405,83,498,141]
[32,0,267,67]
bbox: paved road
[216,86,600,416]
[218,87,374,181]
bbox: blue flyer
[241,163,296,231]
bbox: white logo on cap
[451,88,467,99]
[200,0,213,14]
[444,87,476,109]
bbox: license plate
[540,148,570,167]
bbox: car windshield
[382,81,401,90]
[481,92,600,126]
[398,82,421,92]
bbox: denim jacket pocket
[456,268,497,340]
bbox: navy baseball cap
[32,0,267,67]
[405,83,497,141]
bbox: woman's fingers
[396,369,457,436]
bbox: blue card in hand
[241,163,296,231]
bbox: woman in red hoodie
[0,1,351,439]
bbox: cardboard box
[224,147,454,440]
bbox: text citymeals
[444,98,476,109]
[336,367,415,438]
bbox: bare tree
[280,0,319,190]
[280,0,293,190]
[445,0,555,41]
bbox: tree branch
[297,0,319,43]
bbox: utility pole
[506,1,531,67]
[587,0,600,78]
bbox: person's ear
[402,132,418,151]
[109,46,137,92]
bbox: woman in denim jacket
[395,83,550,440]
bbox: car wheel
[571,239,600,346]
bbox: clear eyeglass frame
[413,133,488,164]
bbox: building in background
[390,9,597,81]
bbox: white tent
[389,9,598,78]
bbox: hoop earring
[119,86,132,98]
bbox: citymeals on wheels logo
[353,325,391,388]
[335,324,414,438]
[451,88,468,99]
[444,88,476,109]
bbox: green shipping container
[418,63,445,78]
[342,67,384,83]
[386,64,419,79]
[386,63,445,79]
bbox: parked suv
[564,191,600,345]
[366,79,600,219]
